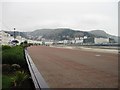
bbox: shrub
[2,64,21,73]
[2,64,11,73]
[2,75,13,88]
[20,41,29,48]
[11,71,29,87]
[2,46,26,68]
[2,45,11,51]
[11,64,21,72]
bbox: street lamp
[14,28,16,40]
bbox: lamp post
[14,28,16,40]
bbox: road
[27,46,118,88]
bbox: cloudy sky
[1,0,118,36]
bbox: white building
[83,36,88,39]
[27,39,42,45]
[94,37,109,44]
[70,40,75,44]
[15,36,27,45]
[45,41,54,45]
[1,31,14,45]
[63,40,68,44]
[57,41,64,44]
[1,31,28,45]
[75,37,79,40]
[1,31,49,46]
[75,39,83,44]
[74,37,84,44]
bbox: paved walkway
[28,46,118,88]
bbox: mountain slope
[28,28,94,40]
[89,30,109,38]
[5,31,27,38]
[5,28,119,43]
[89,30,119,42]
[28,29,54,36]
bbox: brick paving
[28,46,118,88]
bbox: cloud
[1,2,118,36]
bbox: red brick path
[28,46,118,88]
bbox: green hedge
[2,45,11,51]
[2,46,26,68]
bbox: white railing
[25,49,49,90]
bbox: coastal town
[0,30,117,46]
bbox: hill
[89,30,119,42]
[4,28,119,43]
[89,30,109,38]
[28,28,94,40]
[27,29,54,36]
[27,28,119,43]
[5,31,27,38]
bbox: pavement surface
[27,46,118,88]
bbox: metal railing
[25,49,49,90]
